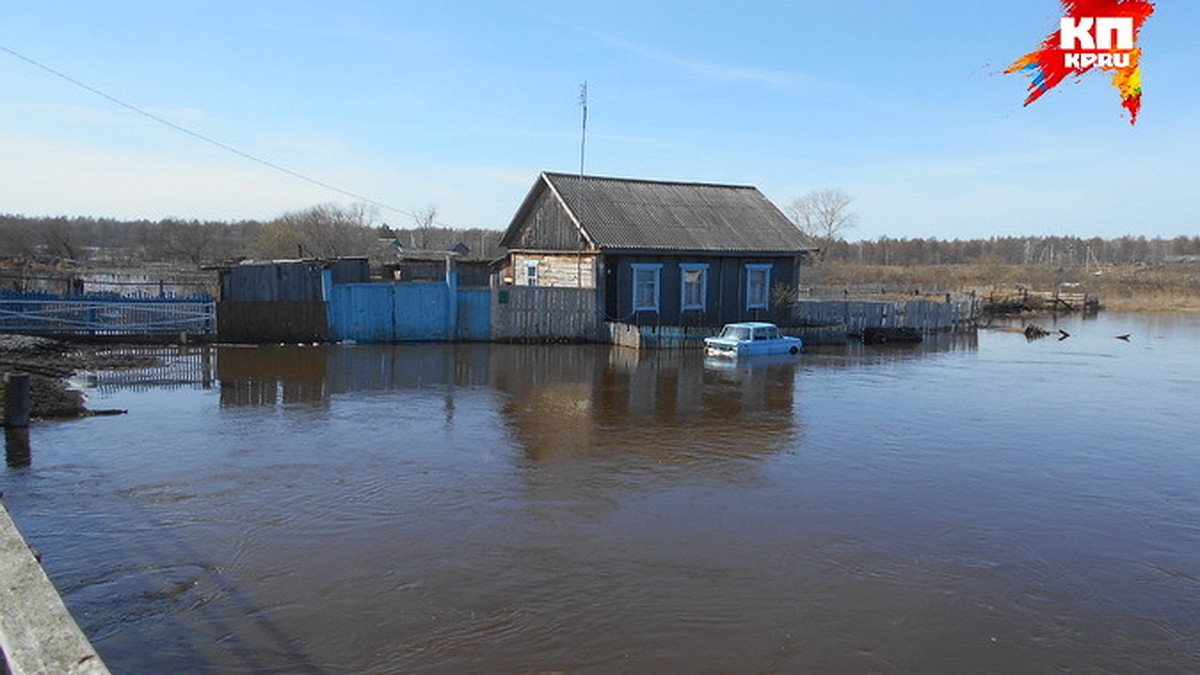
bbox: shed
[215,258,368,343]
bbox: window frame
[745,263,772,310]
[679,263,709,311]
[523,260,540,287]
[631,263,663,312]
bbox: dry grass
[805,262,1200,312]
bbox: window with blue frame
[680,263,708,311]
[632,263,662,312]
[745,264,772,309]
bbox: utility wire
[0,42,417,220]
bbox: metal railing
[0,292,215,337]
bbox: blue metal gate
[0,292,215,337]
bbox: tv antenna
[578,81,588,176]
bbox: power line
[0,42,417,220]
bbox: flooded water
[3,312,1199,674]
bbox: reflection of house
[499,172,815,329]
[493,346,799,464]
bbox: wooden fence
[793,298,978,340]
[491,286,602,342]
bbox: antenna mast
[578,81,588,177]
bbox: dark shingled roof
[511,172,812,253]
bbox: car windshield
[721,325,751,340]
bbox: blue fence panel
[329,282,455,343]
[392,283,451,341]
[456,289,491,341]
[328,284,395,342]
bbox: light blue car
[703,322,803,358]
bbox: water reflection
[212,343,806,466]
[216,346,332,407]
[828,329,978,359]
[214,344,495,407]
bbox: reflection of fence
[78,347,216,392]
[0,292,214,337]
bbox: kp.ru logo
[1006,1,1155,124]
[1060,17,1133,68]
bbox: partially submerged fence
[0,292,215,338]
[793,297,978,340]
[491,286,602,342]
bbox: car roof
[725,322,777,329]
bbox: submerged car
[703,322,803,358]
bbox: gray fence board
[491,286,600,342]
[793,298,975,336]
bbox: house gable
[500,175,594,252]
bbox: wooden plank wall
[491,286,601,342]
[509,253,598,288]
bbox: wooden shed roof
[502,172,814,254]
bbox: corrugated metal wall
[216,301,328,343]
[217,260,366,343]
[220,262,323,302]
[219,260,367,302]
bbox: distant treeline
[816,235,1200,267]
[0,207,507,268]
[1,210,1196,269]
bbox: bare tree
[411,206,438,249]
[152,218,217,268]
[0,216,36,257]
[252,203,380,259]
[787,188,858,246]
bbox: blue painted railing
[0,291,215,336]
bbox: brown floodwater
[3,312,1199,673]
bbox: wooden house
[499,172,815,328]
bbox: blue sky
[1,1,1195,241]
